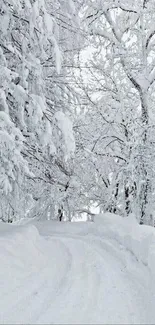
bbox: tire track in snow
[0,230,151,324]
[40,234,149,324]
[0,239,73,324]
[34,239,74,323]
[36,236,101,324]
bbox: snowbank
[0,223,54,303]
[94,213,155,274]
[1,213,155,291]
[35,213,155,275]
[1,215,153,324]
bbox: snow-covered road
[36,236,148,324]
[0,217,154,324]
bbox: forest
[2,1,155,324]
[1,0,155,226]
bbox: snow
[0,214,155,324]
[55,111,75,160]
[51,36,62,75]
[136,74,150,91]
[0,12,10,35]
[68,0,76,14]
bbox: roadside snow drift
[0,214,155,324]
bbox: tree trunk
[107,182,119,214]
[58,206,63,222]
[125,185,130,215]
[139,92,149,224]
[113,182,119,213]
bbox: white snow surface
[54,111,75,160]
[0,213,155,324]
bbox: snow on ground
[0,214,155,324]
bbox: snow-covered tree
[0,0,81,221]
[71,0,155,224]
